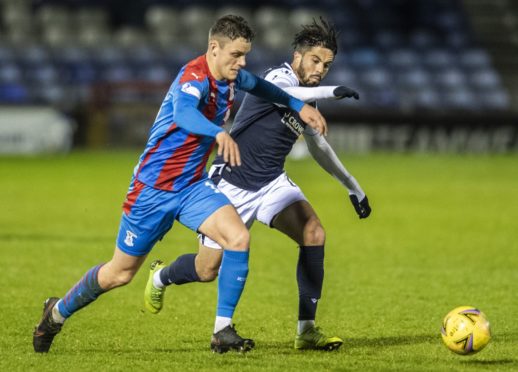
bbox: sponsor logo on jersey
[181,82,201,99]
[281,112,305,136]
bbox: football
[441,306,491,355]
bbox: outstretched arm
[283,86,359,102]
[304,130,371,218]
[237,69,328,135]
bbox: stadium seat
[324,66,357,87]
[387,48,421,71]
[423,48,455,70]
[0,63,22,84]
[468,68,502,90]
[214,6,252,23]
[179,6,214,49]
[24,63,59,85]
[137,63,170,83]
[459,49,492,70]
[0,82,29,103]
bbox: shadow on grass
[0,233,111,244]
[347,334,437,349]
[460,359,517,366]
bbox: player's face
[293,46,334,87]
[209,37,251,81]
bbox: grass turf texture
[1,151,517,371]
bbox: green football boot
[144,259,166,314]
[294,326,343,351]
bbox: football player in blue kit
[145,17,371,351]
[32,15,329,354]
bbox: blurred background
[0,0,517,154]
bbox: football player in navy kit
[145,18,371,351]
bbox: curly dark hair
[209,15,255,43]
[292,17,338,55]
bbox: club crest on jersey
[181,82,201,99]
[281,112,305,136]
[124,230,137,247]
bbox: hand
[299,104,327,136]
[333,86,359,100]
[349,194,371,219]
[215,131,241,167]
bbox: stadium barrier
[0,107,74,154]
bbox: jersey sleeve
[236,69,304,112]
[264,67,299,88]
[172,77,224,138]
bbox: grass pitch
[1,151,517,371]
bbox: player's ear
[293,51,302,65]
[208,39,219,56]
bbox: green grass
[1,151,517,371]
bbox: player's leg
[34,179,173,353]
[271,201,327,332]
[145,177,257,317]
[144,242,222,314]
[33,246,147,353]
[197,204,254,353]
[257,174,342,350]
[160,179,253,352]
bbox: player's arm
[173,82,240,166]
[237,69,327,136]
[283,86,359,102]
[303,129,371,219]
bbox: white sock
[214,316,232,334]
[52,301,66,324]
[153,269,165,288]
[297,320,315,335]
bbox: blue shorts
[116,178,231,256]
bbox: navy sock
[159,253,200,285]
[297,245,324,321]
[58,264,106,318]
[217,250,249,318]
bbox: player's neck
[205,54,224,81]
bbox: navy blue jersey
[213,63,314,191]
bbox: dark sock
[297,245,324,321]
[159,253,200,285]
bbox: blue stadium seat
[423,48,456,70]
[434,68,467,90]
[476,89,510,110]
[459,49,492,70]
[137,63,170,83]
[0,83,29,103]
[349,48,381,69]
[0,63,23,84]
[387,48,421,71]
[396,68,431,90]
[443,88,477,111]
[468,68,502,90]
[324,66,357,87]
[24,63,59,85]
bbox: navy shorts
[116,177,231,256]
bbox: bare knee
[303,217,326,246]
[196,266,219,282]
[225,228,250,251]
[99,266,136,290]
